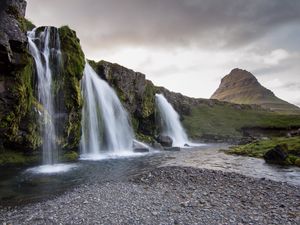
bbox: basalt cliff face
[0,0,38,152]
[211,68,300,114]
[0,0,85,159]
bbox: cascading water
[155,94,189,147]
[28,27,61,165]
[80,63,134,159]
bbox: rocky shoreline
[1,166,299,225]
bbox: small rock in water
[157,135,173,147]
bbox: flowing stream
[1,144,299,206]
[155,94,189,147]
[80,63,135,160]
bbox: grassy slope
[227,137,300,167]
[183,104,300,140]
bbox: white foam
[26,164,77,174]
[80,150,148,161]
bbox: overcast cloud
[26,0,300,106]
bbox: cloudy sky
[26,0,300,106]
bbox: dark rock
[133,148,149,153]
[287,128,300,137]
[164,147,180,152]
[184,143,190,147]
[0,0,27,71]
[263,145,288,164]
[156,135,173,147]
[152,141,164,151]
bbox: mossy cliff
[0,0,40,155]
[0,1,85,165]
[89,60,157,142]
[57,26,85,151]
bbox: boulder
[156,135,173,147]
[133,148,149,153]
[152,141,164,151]
[263,144,288,164]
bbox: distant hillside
[211,68,300,114]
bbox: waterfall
[80,63,134,159]
[155,94,189,147]
[28,27,61,165]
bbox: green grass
[183,104,300,140]
[227,137,300,167]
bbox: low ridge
[211,68,300,114]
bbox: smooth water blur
[0,144,299,206]
[27,27,61,165]
[80,63,134,158]
[155,94,189,147]
[164,144,300,186]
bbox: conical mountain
[211,68,300,114]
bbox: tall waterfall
[80,63,134,159]
[155,94,189,147]
[28,27,61,165]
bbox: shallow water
[0,144,299,206]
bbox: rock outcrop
[0,0,39,152]
[89,60,157,142]
[0,0,85,158]
[211,68,300,114]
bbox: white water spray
[80,63,134,159]
[155,94,189,147]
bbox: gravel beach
[1,166,299,225]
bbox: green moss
[0,150,38,166]
[0,54,41,151]
[6,5,36,32]
[58,26,85,151]
[227,137,300,167]
[142,81,155,118]
[136,133,155,143]
[295,158,300,167]
[23,18,36,31]
[61,151,79,162]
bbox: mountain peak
[211,69,300,114]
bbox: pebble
[0,166,299,225]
